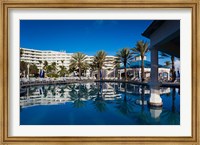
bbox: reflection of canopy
[119,60,169,69]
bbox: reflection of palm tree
[141,86,145,109]
[172,88,176,112]
[73,99,85,108]
[51,86,56,96]
[68,84,87,108]
[160,88,180,125]
[135,86,150,124]
[89,84,99,97]
[59,87,65,98]
[93,83,107,112]
[116,83,135,115]
[160,110,180,125]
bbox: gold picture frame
[1,0,199,144]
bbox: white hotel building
[20,48,116,77]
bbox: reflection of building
[118,55,170,81]
[99,83,122,100]
[20,83,122,108]
[117,83,170,95]
[20,48,116,75]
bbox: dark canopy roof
[142,20,166,38]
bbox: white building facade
[20,48,116,76]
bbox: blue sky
[20,20,152,56]
[20,20,180,66]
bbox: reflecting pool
[20,82,180,125]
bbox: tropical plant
[89,62,97,78]
[164,61,171,67]
[29,64,39,76]
[69,52,87,79]
[43,60,48,70]
[93,51,107,80]
[132,40,149,82]
[61,60,64,64]
[46,65,53,74]
[160,52,176,82]
[20,61,27,77]
[38,60,42,65]
[58,65,67,77]
[20,49,24,58]
[114,57,121,79]
[116,48,132,81]
[51,62,57,73]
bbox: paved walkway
[21,79,180,88]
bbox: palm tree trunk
[79,67,81,80]
[98,68,100,80]
[171,56,175,82]
[141,56,145,82]
[124,68,127,81]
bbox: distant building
[20,47,116,77]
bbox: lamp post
[27,63,30,79]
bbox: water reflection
[20,82,180,125]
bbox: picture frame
[1,0,199,144]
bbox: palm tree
[29,64,39,77]
[89,62,97,78]
[132,40,149,82]
[51,62,57,74]
[114,58,121,79]
[61,60,64,65]
[160,52,176,82]
[20,61,27,77]
[93,51,107,80]
[43,60,48,71]
[58,66,67,77]
[164,61,171,67]
[116,48,132,81]
[69,52,87,79]
[20,49,24,58]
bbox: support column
[149,48,162,106]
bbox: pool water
[20,82,180,125]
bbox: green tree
[132,40,149,82]
[69,52,87,79]
[114,58,121,79]
[51,62,57,73]
[43,60,48,71]
[89,62,97,78]
[160,52,176,82]
[29,64,39,76]
[116,48,132,81]
[20,49,24,58]
[58,66,67,77]
[93,51,107,80]
[20,61,27,77]
[164,61,171,67]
